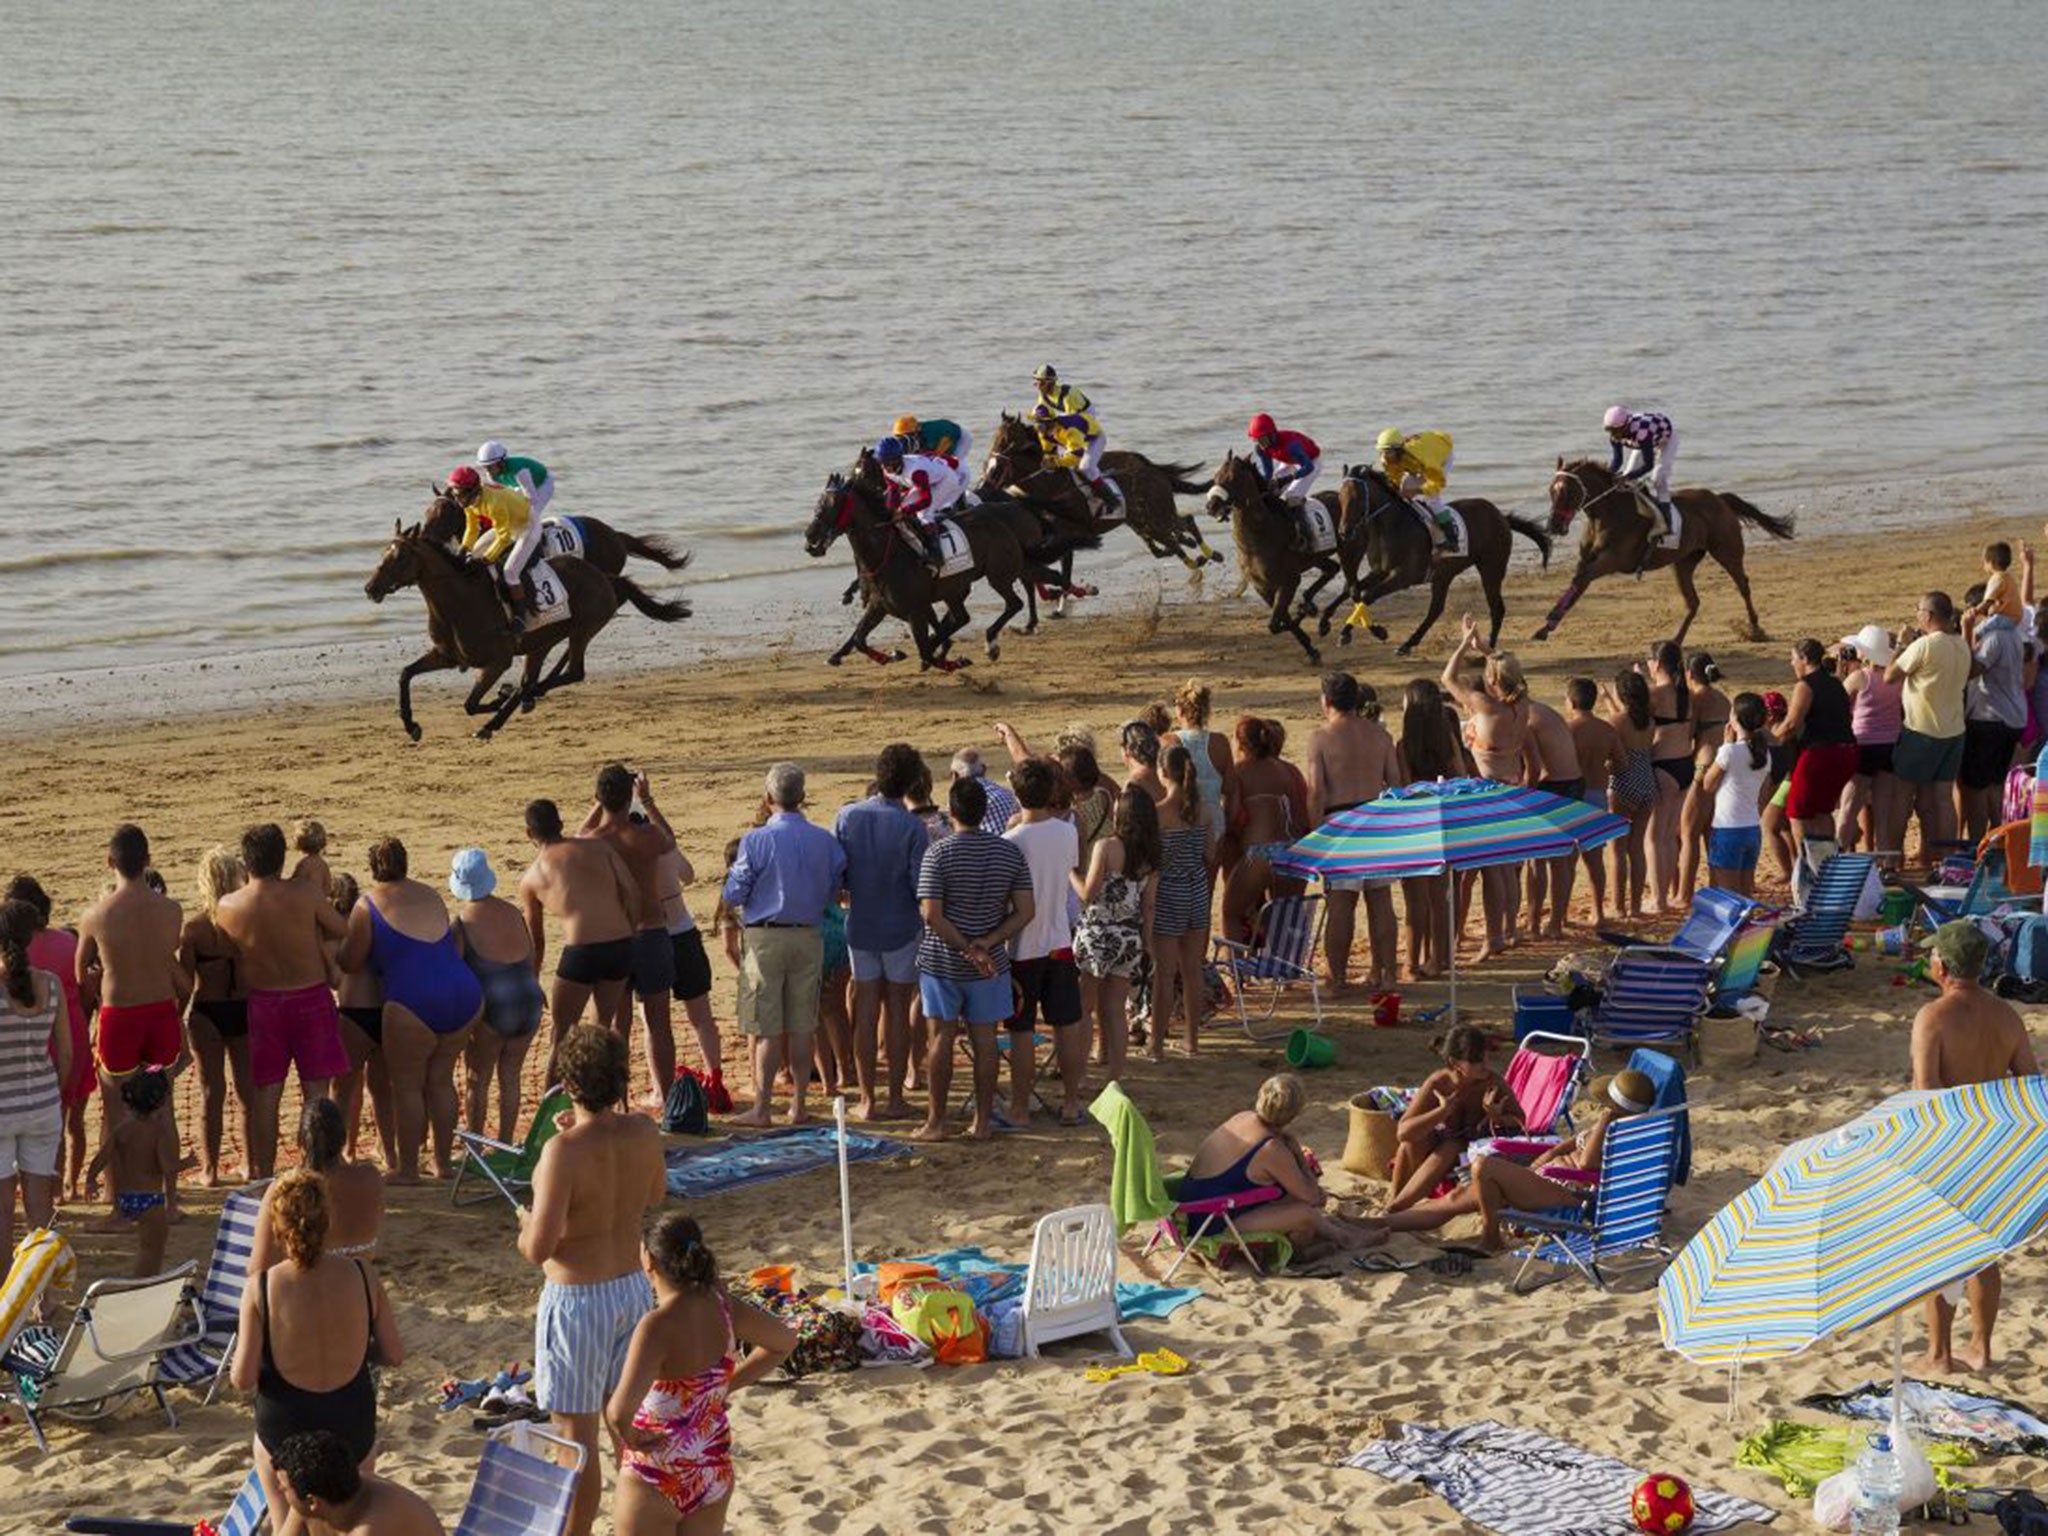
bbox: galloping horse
[1534,459,1794,643]
[979,414,1221,572]
[364,522,690,740]
[418,489,689,579]
[1337,467,1553,654]
[1204,452,1362,665]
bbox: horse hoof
[889,650,907,663]
[403,721,422,743]
[827,654,845,668]
[1339,629,1354,648]
[1396,642,1416,658]
[1369,625,1389,642]
[519,696,536,713]
[986,644,1000,662]
[1049,609,1066,620]
[1306,650,1323,666]
[1531,627,1552,642]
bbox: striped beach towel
[0,1230,75,1365]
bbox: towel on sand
[1798,1379,2048,1457]
[1735,1418,1975,1496]
[1345,1419,1776,1536]
[663,1126,910,1199]
[858,1247,1202,1321]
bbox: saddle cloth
[523,557,572,628]
[933,517,975,578]
[1628,483,1684,543]
[537,516,585,561]
[1298,497,1339,555]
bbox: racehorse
[1535,458,1795,644]
[804,451,1062,670]
[364,521,689,740]
[979,414,1221,575]
[418,489,689,578]
[1336,466,1554,655]
[1203,452,1364,665]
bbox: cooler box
[1512,987,1577,1041]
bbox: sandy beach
[5,494,2048,1533]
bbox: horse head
[365,518,425,602]
[1548,456,1608,534]
[1203,451,1259,520]
[804,472,853,558]
[419,487,464,544]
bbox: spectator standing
[1959,591,2027,843]
[1837,624,1905,859]
[834,744,929,1122]
[0,899,69,1266]
[1777,639,1861,885]
[949,748,1019,833]
[1887,592,1972,858]
[1004,758,1084,1124]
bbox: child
[607,1214,796,1536]
[289,819,331,895]
[1381,1025,1522,1215]
[87,1070,178,1275]
[1701,692,1773,896]
[709,838,745,971]
[1980,541,2023,625]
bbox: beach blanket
[1735,1418,1975,1496]
[663,1126,911,1199]
[1798,1379,2048,1458]
[1344,1420,1776,1535]
[858,1247,1202,1323]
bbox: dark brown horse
[364,521,689,740]
[1534,458,1795,643]
[418,490,689,578]
[803,452,1061,670]
[1336,466,1554,655]
[979,413,1221,572]
[1203,452,1363,665]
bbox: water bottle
[1849,1431,1902,1535]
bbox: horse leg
[477,650,546,739]
[396,649,455,742]
[1670,551,1708,646]
[1397,569,1456,656]
[984,581,1025,661]
[1712,538,1768,641]
[1482,553,1509,650]
[827,601,880,666]
[1267,581,1321,665]
[840,576,861,607]
[1297,563,1335,621]
[1533,561,1599,641]
[459,662,512,716]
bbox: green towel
[1088,1081,1174,1232]
[1735,1418,1976,1496]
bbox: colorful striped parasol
[1272,778,1628,1021]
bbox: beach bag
[1998,1491,2048,1534]
[747,1286,863,1378]
[856,1304,929,1366]
[2003,762,2036,827]
[661,1070,709,1135]
[1992,913,2048,1001]
[876,1263,940,1305]
[889,1287,988,1365]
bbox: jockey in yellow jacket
[448,463,536,630]
[1031,363,1122,518]
[1377,428,1460,553]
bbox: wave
[0,547,165,575]
[309,434,397,452]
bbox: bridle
[1548,466,1629,528]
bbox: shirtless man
[1524,694,1587,939]
[1909,921,2041,1375]
[214,822,350,1178]
[1306,672,1400,990]
[516,1026,667,1536]
[76,825,191,1128]
[577,765,678,1104]
[1564,678,1629,927]
[518,798,640,1053]
[1442,619,1531,958]
[273,1429,446,1536]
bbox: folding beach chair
[1580,947,1711,1064]
[453,1085,572,1209]
[1664,886,1755,965]
[66,1468,267,1536]
[1905,845,2017,928]
[159,1181,268,1400]
[1503,1107,1684,1295]
[454,1420,588,1536]
[0,1263,205,1453]
[1777,852,1877,974]
[1712,907,1780,1004]
[1210,893,1325,1042]
[1020,1203,1130,1357]
[1502,1032,1591,1137]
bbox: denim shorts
[849,935,920,986]
[1708,825,1762,872]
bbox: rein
[1548,468,1630,526]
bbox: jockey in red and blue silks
[1247,413,1321,505]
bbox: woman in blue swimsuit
[1178,1074,1385,1252]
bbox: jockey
[1032,364,1123,517]
[477,440,555,522]
[1603,406,1678,545]
[448,464,537,629]
[1377,427,1460,553]
[1247,413,1320,504]
[876,437,970,569]
[892,414,974,470]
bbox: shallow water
[6,0,2044,678]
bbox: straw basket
[1698,1005,1759,1068]
[1342,1094,1398,1179]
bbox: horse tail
[1505,512,1555,568]
[1155,461,1209,497]
[610,574,692,624]
[1727,494,1796,541]
[614,531,694,571]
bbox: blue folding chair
[159,1181,267,1401]
[455,1422,588,1536]
[1505,1107,1684,1294]
[1212,894,1325,1042]
[1778,853,1876,973]
[1665,887,1755,964]
[1581,947,1711,1063]
[66,1468,266,1536]
[1906,846,2017,927]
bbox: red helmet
[1248,413,1277,441]
[448,464,481,492]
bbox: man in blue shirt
[950,747,1020,833]
[834,744,930,1121]
[722,762,847,1127]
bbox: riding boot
[1435,513,1460,555]
[918,526,947,571]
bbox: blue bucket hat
[448,846,497,901]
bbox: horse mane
[1559,457,1608,478]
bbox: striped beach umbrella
[1658,1077,2048,1393]
[1272,778,1627,1021]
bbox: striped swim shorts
[533,1269,657,1415]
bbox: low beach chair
[159,1181,267,1400]
[1020,1203,1130,1357]
[1580,947,1711,1063]
[1503,1107,1684,1295]
[1210,893,1325,1042]
[454,1421,588,1536]
[453,1085,572,1210]
[66,1468,267,1536]
[1665,886,1755,964]
[1904,846,2017,928]
[0,1263,204,1454]
[1777,852,1877,974]
[1502,1032,1591,1137]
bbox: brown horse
[1204,452,1363,665]
[418,490,689,578]
[980,413,1221,572]
[1337,466,1554,655]
[364,521,689,740]
[1534,458,1795,643]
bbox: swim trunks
[248,984,351,1089]
[534,1269,656,1416]
[116,1191,167,1220]
[557,936,632,987]
[630,928,675,1000]
[1536,777,1587,803]
[96,999,183,1077]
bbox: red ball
[1632,1472,1696,1534]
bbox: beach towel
[1625,1048,1690,1186]
[858,1247,1202,1324]
[1735,1418,1974,1496]
[0,1230,75,1365]
[1088,1081,1173,1231]
[662,1126,910,1199]
[1799,1379,2048,1458]
[1343,1419,1776,1535]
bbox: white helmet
[476,440,509,466]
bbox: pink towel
[1505,1050,1577,1135]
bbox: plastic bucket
[748,1264,797,1295]
[1370,990,1402,1028]
[1286,1029,1337,1068]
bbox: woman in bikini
[250,1098,385,1271]
[1644,642,1693,913]
[328,874,396,1171]
[1221,715,1309,945]
[177,847,252,1188]
[1603,671,1660,921]
[1676,652,1732,898]
[1382,1026,1524,1215]
[1179,1073,1384,1252]
[609,1213,795,1535]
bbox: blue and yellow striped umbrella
[1270,777,1628,882]
[1658,1077,2048,1367]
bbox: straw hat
[1837,622,1896,667]
[1586,1069,1657,1114]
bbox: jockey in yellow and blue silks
[1032,364,1122,517]
[1377,427,1460,553]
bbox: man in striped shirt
[912,776,1034,1143]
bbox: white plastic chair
[1019,1203,1130,1358]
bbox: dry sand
[3,496,2046,1532]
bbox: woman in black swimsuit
[232,1168,402,1531]
[1644,641,1692,913]
[1677,653,1732,898]
[178,846,252,1186]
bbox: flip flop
[1083,1347,1191,1383]
[1425,1253,1474,1278]
[1351,1252,1424,1274]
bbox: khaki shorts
[737,924,823,1037]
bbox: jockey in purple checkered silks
[1603,406,1679,546]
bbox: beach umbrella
[1271,777,1628,1023]
[1657,1077,2048,1411]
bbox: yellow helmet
[893,415,920,437]
[1376,427,1405,455]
